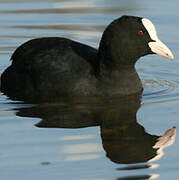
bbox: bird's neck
[98,61,143,96]
[97,32,143,96]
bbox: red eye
[138,30,144,35]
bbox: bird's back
[1,37,99,101]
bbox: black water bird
[0,15,174,102]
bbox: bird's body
[0,16,174,102]
[2,38,99,100]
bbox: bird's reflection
[15,95,176,165]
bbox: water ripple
[142,78,179,103]
[0,7,138,14]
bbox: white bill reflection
[149,174,160,180]
[149,164,160,169]
[149,127,176,162]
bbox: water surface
[0,0,179,180]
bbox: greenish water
[0,0,179,180]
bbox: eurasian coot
[0,15,174,102]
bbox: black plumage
[0,16,162,102]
